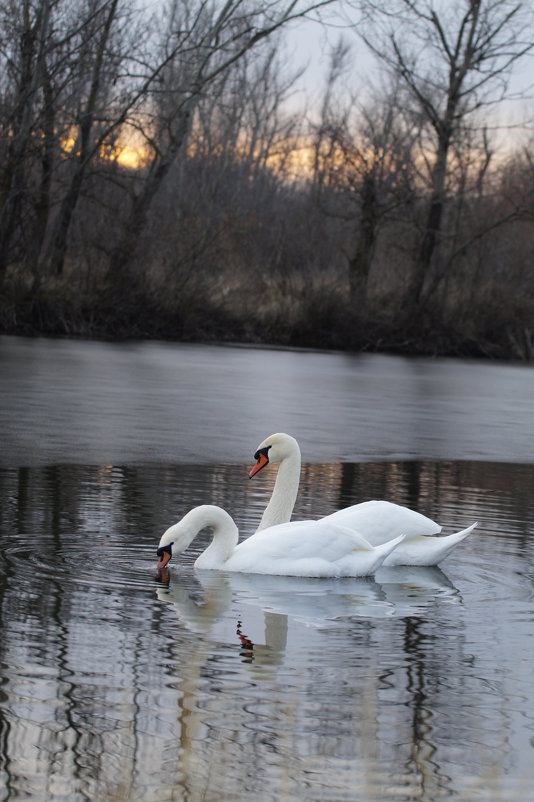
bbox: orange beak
[156,545,172,569]
[249,451,269,478]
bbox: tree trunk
[31,0,119,293]
[0,0,51,286]
[108,103,194,288]
[410,128,450,306]
[348,172,377,307]
[49,166,87,277]
[27,62,54,274]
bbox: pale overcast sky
[284,9,534,146]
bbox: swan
[156,504,405,577]
[249,432,477,567]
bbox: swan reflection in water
[156,566,461,662]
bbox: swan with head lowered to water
[249,433,477,567]
[156,504,405,577]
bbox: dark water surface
[1,336,534,801]
[2,336,534,466]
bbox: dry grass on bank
[2,269,533,362]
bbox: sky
[284,7,534,147]
[283,13,363,116]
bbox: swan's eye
[254,445,271,461]
[157,543,173,558]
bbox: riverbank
[1,286,532,362]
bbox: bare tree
[143,42,304,309]
[31,0,157,291]
[312,49,418,307]
[48,0,120,278]
[0,0,51,285]
[107,0,334,291]
[0,0,151,291]
[356,0,534,308]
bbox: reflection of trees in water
[0,580,177,798]
[0,459,533,799]
[335,460,534,543]
[45,573,90,794]
[337,461,435,515]
[0,523,15,799]
[159,566,464,799]
[402,617,452,801]
[0,464,177,798]
[4,458,534,551]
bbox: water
[1,336,534,801]
[2,336,534,466]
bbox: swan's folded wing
[222,519,406,576]
[233,519,375,563]
[326,500,441,546]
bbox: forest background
[1,0,534,359]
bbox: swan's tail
[450,521,478,540]
[449,521,478,543]
[384,521,478,567]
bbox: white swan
[157,504,405,577]
[249,432,477,567]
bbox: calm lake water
[1,335,534,801]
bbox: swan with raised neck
[248,432,477,566]
[249,432,301,531]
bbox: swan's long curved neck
[162,506,239,570]
[257,451,300,531]
[192,507,239,569]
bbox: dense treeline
[1,0,534,359]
